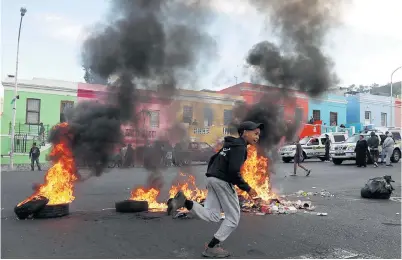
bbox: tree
[82,66,108,85]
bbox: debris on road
[361,175,395,200]
[317,212,328,216]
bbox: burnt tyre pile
[115,200,149,213]
[14,196,70,220]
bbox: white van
[279,132,347,163]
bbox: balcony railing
[7,122,51,153]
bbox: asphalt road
[1,160,401,259]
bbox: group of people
[355,131,395,167]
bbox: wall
[346,95,360,125]
[1,77,77,163]
[358,94,392,128]
[308,94,347,126]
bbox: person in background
[29,142,41,171]
[367,131,379,167]
[124,144,134,167]
[355,135,368,167]
[38,122,45,146]
[383,132,395,167]
[324,134,331,162]
[309,116,314,124]
[380,131,389,164]
[292,138,311,176]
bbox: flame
[237,145,275,201]
[129,172,207,211]
[17,123,78,206]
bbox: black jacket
[205,136,251,192]
[367,135,379,149]
[29,146,40,159]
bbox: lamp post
[9,7,27,170]
[390,66,402,128]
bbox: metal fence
[8,122,50,153]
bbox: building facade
[346,93,392,132]
[1,77,77,165]
[395,98,401,128]
[308,94,347,126]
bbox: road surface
[2,160,401,258]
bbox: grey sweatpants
[191,177,240,242]
[385,147,393,165]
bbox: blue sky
[1,0,402,96]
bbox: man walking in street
[29,142,41,171]
[324,134,331,162]
[367,131,379,167]
[383,132,395,167]
[168,121,260,258]
[292,137,311,176]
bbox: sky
[1,0,402,96]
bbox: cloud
[35,13,84,43]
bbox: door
[364,111,371,125]
[319,138,327,156]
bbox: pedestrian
[383,132,395,167]
[367,131,379,167]
[124,144,134,167]
[309,116,314,124]
[292,138,311,176]
[324,134,331,162]
[355,135,368,167]
[38,122,45,146]
[168,121,260,258]
[29,142,41,171]
[380,131,389,164]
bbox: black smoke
[68,0,215,178]
[233,0,343,155]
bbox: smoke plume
[234,0,343,155]
[69,0,215,178]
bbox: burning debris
[14,123,77,219]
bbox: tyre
[332,158,343,165]
[14,196,49,219]
[319,157,326,161]
[282,157,292,163]
[33,203,69,219]
[115,200,149,213]
[391,149,401,163]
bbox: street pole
[390,66,402,128]
[9,7,27,170]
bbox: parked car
[279,132,347,163]
[173,141,215,166]
[330,130,401,165]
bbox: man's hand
[248,188,258,199]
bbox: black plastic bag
[361,175,395,199]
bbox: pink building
[77,83,173,148]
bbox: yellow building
[172,89,243,145]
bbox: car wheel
[282,157,292,163]
[115,200,149,213]
[319,157,326,161]
[391,149,401,163]
[332,158,343,165]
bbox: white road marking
[293,248,378,259]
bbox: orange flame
[17,123,78,207]
[129,172,207,211]
[237,145,274,201]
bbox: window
[333,135,346,143]
[224,110,232,125]
[26,98,41,124]
[204,107,213,127]
[60,101,74,123]
[381,113,387,127]
[364,111,371,120]
[310,138,319,145]
[313,110,321,121]
[183,106,193,123]
[149,111,160,128]
[320,138,327,145]
[392,132,401,141]
[330,112,338,126]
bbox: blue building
[346,93,392,132]
[308,94,347,126]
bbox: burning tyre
[115,200,149,213]
[33,204,70,219]
[14,196,49,220]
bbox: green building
[1,77,77,166]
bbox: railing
[12,134,44,153]
[9,122,51,137]
[7,122,51,153]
